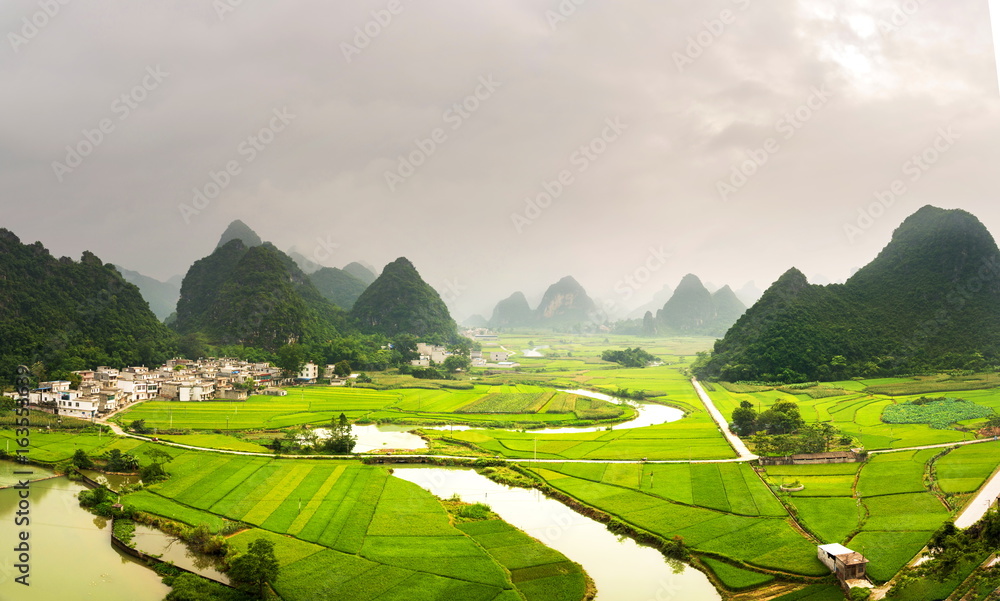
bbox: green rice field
[113,443,584,601]
[528,464,826,576]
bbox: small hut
[817,543,869,581]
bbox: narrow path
[955,464,1000,528]
[690,378,758,461]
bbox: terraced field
[766,449,956,584]
[116,443,585,601]
[528,463,826,576]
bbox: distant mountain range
[696,206,1000,382]
[489,277,602,329]
[655,274,746,336]
[488,273,746,335]
[114,266,182,322]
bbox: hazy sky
[2,0,998,319]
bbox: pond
[79,469,143,491]
[393,467,721,601]
[0,462,169,601]
[314,423,428,453]
[131,524,230,584]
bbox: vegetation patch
[700,557,775,590]
[882,397,994,429]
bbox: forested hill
[489,292,534,328]
[309,267,369,309]
[173,240,348,350]
[0,230,176,382]
[351,257,457,341]
[696,206,1000,382]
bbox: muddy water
[0,465,169,601]
[393,467,721,601]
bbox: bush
[457,503,492,520]
[72,448,93,469]
[850,587,872,600]
[78,486,111,507]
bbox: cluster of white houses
[27,358,340,419]
[410,342,516,369]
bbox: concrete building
[817,544,869,582]
[299,362,319,382]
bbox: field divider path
[691,378,757,461]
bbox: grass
[857,449,937,497]
[934,441,1000,494]
[845,530,933,583]
[117,383,627,433]
[156,433,269,452]
[529,466,826,576]
[771,584,851,600]
[0,430,116,462]
[789,497,861,543]
[704,380,999,450]
[458,520,587,601]
[700,557,775,590]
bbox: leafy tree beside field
[104,449,140,472]
[228,538,280,598]
[324,413,357,454]
[731,400,847,455]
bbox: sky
[2,0,998,320]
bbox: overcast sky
[2,0,998,319]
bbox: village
[26,341,517,420]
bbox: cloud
[0,0,996,318]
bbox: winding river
[393,467,721,601]
[341,388,686,451]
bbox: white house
[117,379,154,401]
[299,362,319,382]
[416,343,450,364]
[160,380,216,402]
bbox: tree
[334,360,352,378]
[442,354,471,373]
[731,406,758,436]
[275,344,306,378]
[130,419,150,434]
[72,448,93,469]
[104,449,140,472]
[325,413,357,454]
[799,423,837,453]
[228,537,280,598]
[139,447,174,482]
